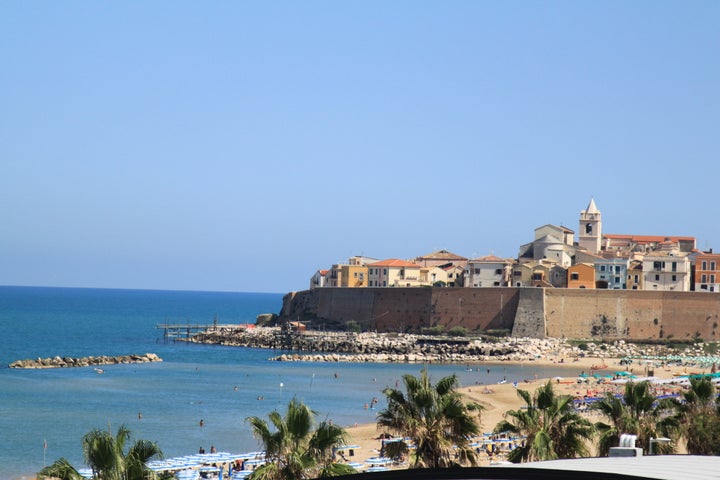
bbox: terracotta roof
[415,249,468,261]
[470,254,507,262]
[368,258,421,268]
[604,234,695,244]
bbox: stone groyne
[9,353,162,369]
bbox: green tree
[592,380,679,456]
[495,380,594,462]
[376,367,483,468]
[246,398,355,480]
[39,425,163,480]
[673,376,720,454]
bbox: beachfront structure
[642,250,691,291]
[694,252,720,292]
[627,260,643,290]
[310,270,329,289]
[321,256,378,288]
[510,261,556,287]
[309,199,710,293]
[594,256,629,289]
[603,233,697,254]
[367,259,423,287]
[567,263,596,289]
[464,255,512,288]
[412,249,468,269]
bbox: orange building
[567,263,595,289]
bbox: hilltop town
[309,199,719,294]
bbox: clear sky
[2,2,718,294]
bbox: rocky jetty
[190,327,580,363]
[188,326,700,364]
[9,353,162,369]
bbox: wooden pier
[156,323,215,343]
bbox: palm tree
[674,376,720,454]
[245,398,355,480]
[376,367,482,468]
[38,458,84,480]
[495,380,593,463]
[592,380,679,456]
[39,425,163,480]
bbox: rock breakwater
[189,327,648,363]
[9,353,162,369]
[189,326,704,364]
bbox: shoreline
[342,353,702,468]
[21,354,707,479]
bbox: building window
[571,273,579,280]
[653,261,663,271]
[494,282,500,286]
[671,262,677,272]
[702,274,707,283]
[615,266,621,273]
[672,275,677,282]
[495,269,502,275]
[600,265,606,272]
[615,277,621,283]
[712,261,717,270]
[712,274,716,283]
[655,274,660,281]
[514,271,521,277]
[634,274,639,283]
[702,261,708,270]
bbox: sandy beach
[341,354,701,469]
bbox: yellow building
[339,264,368,287]
[368,259,422,287]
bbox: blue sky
[2,2,718,294]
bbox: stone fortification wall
[280,287,517,333]
[429,288,518,333]
[512,288,546,338]
[281,287,720,341]
[545,289,720,341]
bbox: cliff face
[280,287,720,341]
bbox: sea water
[0,287,583,479]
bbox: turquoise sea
[0,286,584,479]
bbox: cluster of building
[310,199,720,293]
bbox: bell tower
[579,198,602,253]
